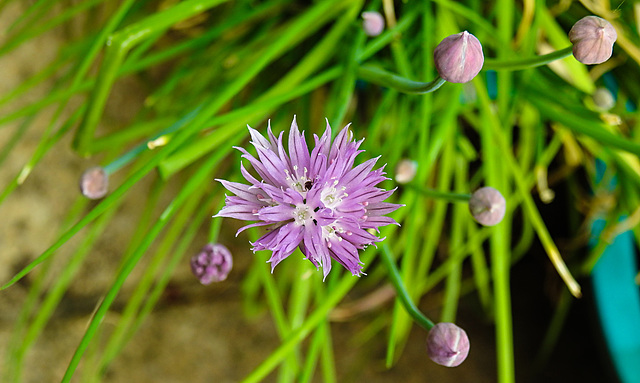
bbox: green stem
[102,104,204,174]
[380,244,435,331]
[357,65,445,94]
[358,47,573,94]
[484,47,573,71]
[241,271,359,383]
[405,184,471,202]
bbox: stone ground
[0,2,613,382]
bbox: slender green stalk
[256,252,302,373]
[477,81,582,298]
[330,26,365,128]
[475,77,515,383]
[59,135,227,382]
[357,65,445,94]
[467,220,493,314]
[495,0,514,123]
[404,184,471,202]
[441,155,467,322]
[241,266,362,383]
[528,93,640,157]
[12,206,118,382]
[127,192,219,346]
[356,46,574,95]
[102,105,204,174]
[95,178,211,376]
[484,47,573,71]
[298,322,327,383]
[380,244,435,331]
[73,0,231,154]
[157,67,342,178]
[319,321,337,383]
[0,106,84,206]
[0,0,107,56]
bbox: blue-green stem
[101,104,204,175]
[484,46,573,71]
[380,244,435,331]
[357,65,445,94]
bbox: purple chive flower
[427,322,470,367]
[433,31,484,83]
[215,117,402,279]
[79,166,109,199]
[469,186,506,226]
[190,243,233,284]
[569,16,617,65]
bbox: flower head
[190,243,233,284]
[215,117,401,279]
[427,322,470,367]
[433,31,484,83]
[362,11,385,37]
[469,186,506,226]
[569,16,617,65]
[79,166,109,199]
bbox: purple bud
[433,31,484,83]
[190,243,233,284]
[569,16,617,65]
[427,322,470,367]
[362,11,385,37]
[79,166,109,200]
[469,186,506,226]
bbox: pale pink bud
[362,11,385,37]
[427,322,470,367]
[433,31,484,83]
[569,16,617,65]
[593,87,615,111]
[79,166,109,200]
[469,186,506,226]
[394,159,418,184]
[190,243,233,284]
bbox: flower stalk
[380,244,435,331]
[405,184,471,203]
[357,65,446,94]
[359,47,574,93]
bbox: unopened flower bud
[427,322,470,367]
[592,87,615,111]
[395,159,418,184]
[434,31,484,83]
[569,16,617,65]
[362,11,385,37]
[469,186,506,226]
[79,166,109,199]
[190,243,233,284]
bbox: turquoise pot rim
[591,219,640,383]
